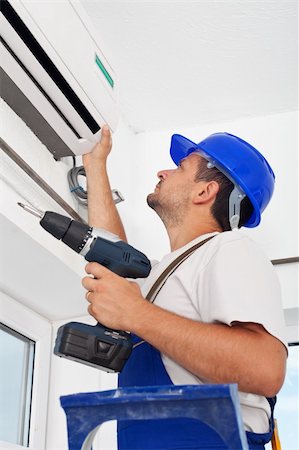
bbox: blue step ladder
[60,384,249,450]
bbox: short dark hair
[194,157,253,231]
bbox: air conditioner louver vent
[1,0,100,135]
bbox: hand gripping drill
[18,203,151,373]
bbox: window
[0,324,35,446]
[275,343,299,449]
[265,343,299,450]
[0,291,51,450]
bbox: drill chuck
[40,211,93,253]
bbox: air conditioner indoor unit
[0,0,119,158]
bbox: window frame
[283,308,299,345]
[0,291,52,450]
[0,323,35,445]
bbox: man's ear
[193,180,220,205]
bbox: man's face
[147,153,202,227]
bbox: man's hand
[81,265,286,398]
[82,262,148,331]
[82,124,112,170]
[81,125,127,240]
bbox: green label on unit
[95,54,114,88]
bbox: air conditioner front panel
[1,14,94,142]
[1,1,104,140]
[19,0,119,129]
[1,0,119,157]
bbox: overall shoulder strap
[146,235,216,302]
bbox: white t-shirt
[138,231,287,433]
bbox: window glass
[0,323,35,446]
[266,343,299,449]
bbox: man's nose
[157,169,172,180]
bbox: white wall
[129,111,298,261]
[1,101,298,450]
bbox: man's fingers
[85,291,93,302]
[100,124,111,146]
[87,303,96,317]
[82,275,97,291]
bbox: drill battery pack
[54,321,133,373]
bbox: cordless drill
[18,203,151,372]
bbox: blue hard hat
[170,133,275,228]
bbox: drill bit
[17,202,44,219]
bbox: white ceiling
[81,0,298,133]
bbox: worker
[81,125,287,450]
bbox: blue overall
[118,335,276,450]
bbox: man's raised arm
[82,125,127,241]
